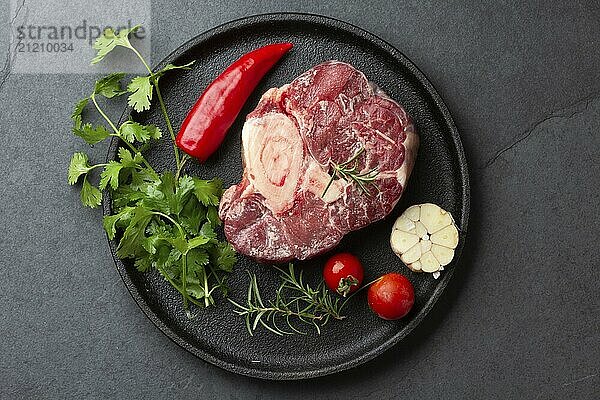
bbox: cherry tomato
[323,253,364,297]
[367,273,414,320]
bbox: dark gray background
[1,1,598,399]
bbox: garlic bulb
[390,203,459,277]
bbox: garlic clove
[420,239,432,253]
[430,224,459,248]
[390,229,420,254]
[420,251,440,273]
[409,260,422,271]
[420,203,453,234]
[404,205,421,222]
[414,221,428,238]
[393,215,416,233]
[401,243,422,264]
[431,244,454,266]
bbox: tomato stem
[339,276,383,311]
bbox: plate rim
[103,12,470,380]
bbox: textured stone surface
[0,1,599,399]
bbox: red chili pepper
[176,42,293,161]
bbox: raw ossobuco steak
[218,61,419,262]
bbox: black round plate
[104,13,470,380]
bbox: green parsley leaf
[167,248,182,266]
[154,245,174,274]
[68,152,92,184]
[134,257,153,272]
[140,182,170,214]
[142,222,173,255]
[113,185,146,209]
[80,176,102,208]
[118,147,144,168]
[71,98,89,130]
[179,197,205,235]
[185,283,206,299]
[99,160,123,190]
[138,172,178,214]
[120,120,151,143]
[169,234,189,255]
[192,178,223,206]
[145,124,162,140]
[187,235,212,250]
[185,248,211,301]
[94,73,126,98]
[159,249,183,284]
[73,123,111,145]
[127,76,153,112]
[102,206,134,240]
[139,172,194,216]
[206,206,221,227]
[129,169,159,191]
[174,175,195,214]
[210,242,237,273]
[116,207,153,259]
[154,61,195,80]
[187,248,210,271]
[91,26,140,64]
[199,221,217,241]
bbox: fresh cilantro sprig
[68,26,235,311]
[91,25,193,171]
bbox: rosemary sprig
[321,146,379,198]
[229,264,345,336]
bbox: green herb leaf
[179,196,205,235]
[99,160,123,190]
[192,178,223,206]
[118,147,144,168]
[68,152,92,184]
[134,257,153,272]
[91,26,140,64]
[174,175,195,214]
[94,73,126,98]
[169,234,189,255]
[187,248,210,271]
[230,265,343,336]
[187,235,212,250]
[116,207,153,258]
[142,222,173,255]
[210,242,237,273]
[113,186,146,209]
[185,284,206,299]
[102,206,134,240]
[199,222,217,241]
[119,120,152,143]
[129,169,159,191]
[322,146,379,198]
[138,173,174,214]
[166,248,182,267]
[154,61,195,80]
[71,98,89,130]
[127,76,153,112]
[73,123,111,145]
[206,206,221,227]
[145,124,162,140]
[80,176,102,208]
[140,183,170,214]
